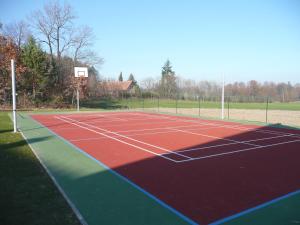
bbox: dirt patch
[145,107,300,127]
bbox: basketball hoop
[74,67,88,111]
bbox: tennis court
[28,111,300,224]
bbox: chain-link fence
[78,95,300,127]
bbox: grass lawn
[81,98,300,111]
[0,112,81,225]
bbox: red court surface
[32,112,300,224]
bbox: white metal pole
[11,59,17,132]
[221,73,225,120]
[77,85,80,112]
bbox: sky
[1,0,300,84]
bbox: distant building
[98,80,135,97]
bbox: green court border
[17,112,196,225]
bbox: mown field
[81,98,300,111]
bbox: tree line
[0,1,102,108]
[141,61,300,102]
[1,1,299,107]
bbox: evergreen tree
[160,60,177,98]
[128,73,137,85]
[118,72,123,81]
[21,36,48,100]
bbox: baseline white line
[163,132,297,154]
[58,116,192,160]
[55,116,180,162]
[170,128,261,147]
[177,139,300,162]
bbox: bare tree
[3,20,30,52]
[141,77,157,91]
[49,1,75,60]
[31,1,75,61]
[72,26,103,66]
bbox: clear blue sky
[1,0,300,84]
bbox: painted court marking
[60,116,192,159]
[56,116,190,162]
[51,113,300,163]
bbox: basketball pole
[221,73,225,120]
[77,81,80,111]
[11,59,17,132]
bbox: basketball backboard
[74,67,88,77]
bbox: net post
[227,96,230,119]
[221,73,225,120]
[11,59,17,133]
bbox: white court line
[86,116,176,123]
[163,132,297,154]
[55,116,180,162]
[171,128,261,147]
[69,130,182,142]
[87,119,195,129]
[177,138,300,162]
[134,112,300,138]
[58,116,192,160]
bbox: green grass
[0,112,81,225]
[81,98,300,111]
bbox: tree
[159,60,177,98]
[128,73,137,85]
[21,36,48,100]
[3,21,30,53]
[0,35,26,105]
[72,26,103,66]
[118,72,123,81]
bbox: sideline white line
[18,131,88,225]
[59,116,192,160]
[171,128,261,147]
[55,116,181,162]
[177,138,300,162]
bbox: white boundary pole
[221,73,225,120]
[77,83,80,112]
[11,59,17,132]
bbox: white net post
[221,73,225,120]
[11,59,17,132]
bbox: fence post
[176,96,178,114]
[266,97,269,123]
[198,96,201,117]
[142,96,145,111]
[127,97,129,110]
[158,96,160,112]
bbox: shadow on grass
[0,129,13,134]
[0,136,52,151]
